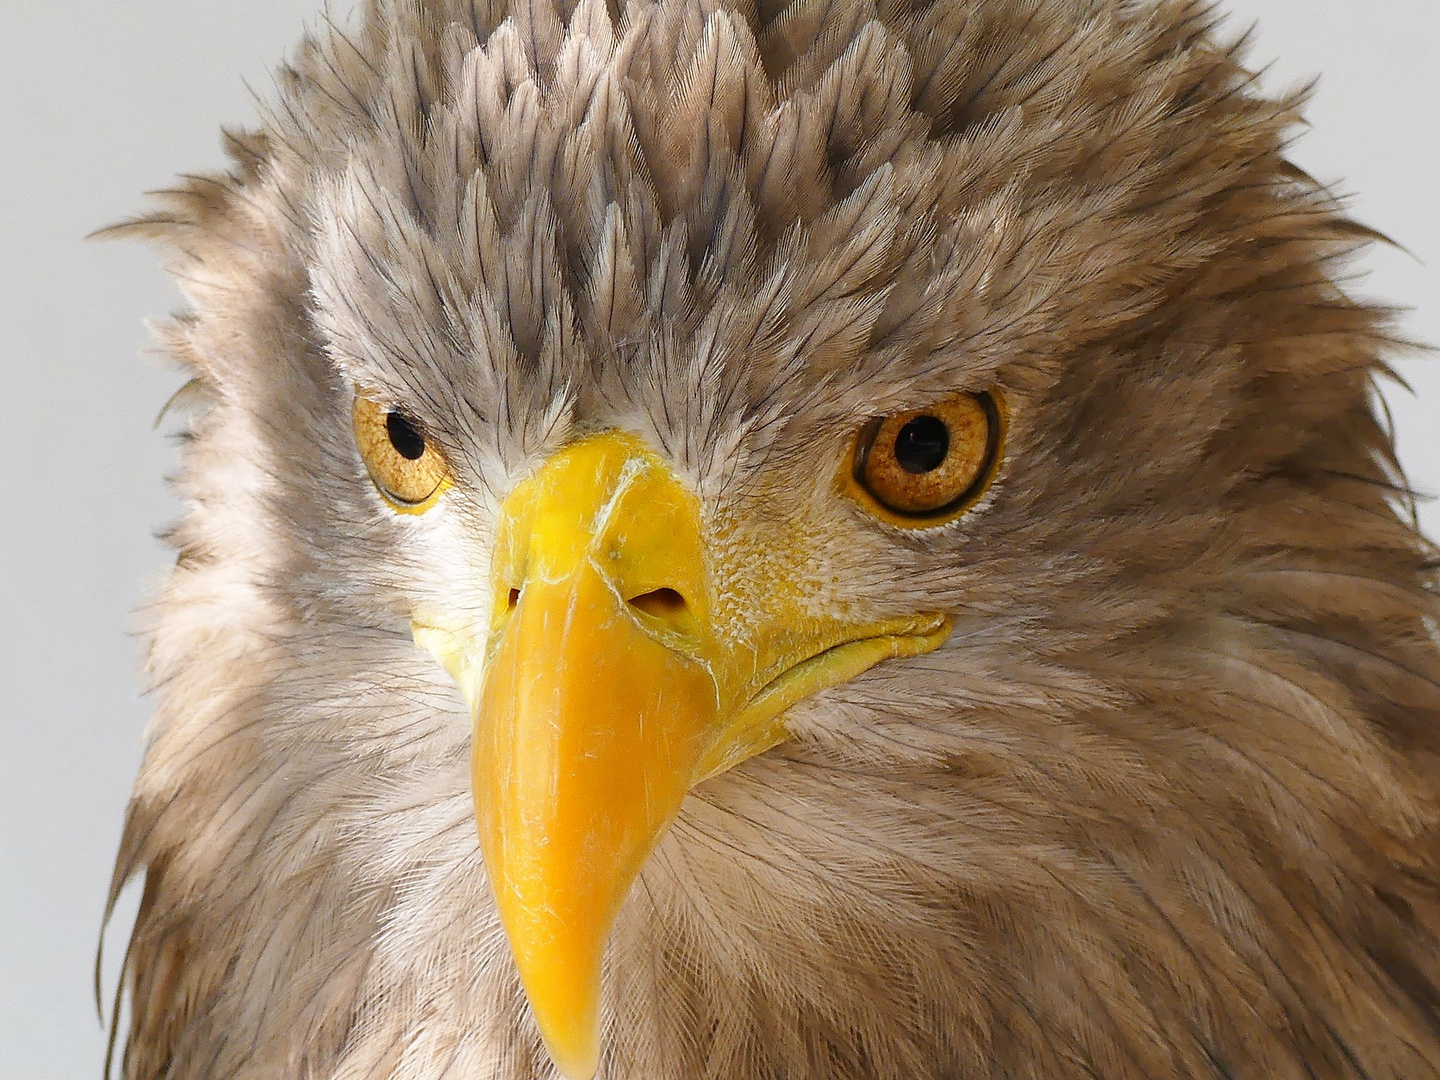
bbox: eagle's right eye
[848,391,1003,526]
[353,396,451,513]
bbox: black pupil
[893,415,950,474]
[386,412,426,461]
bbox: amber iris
[853,391,1002,522]
[353,396,451,511]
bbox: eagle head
[109,1,1440,1078]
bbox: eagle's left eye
[848,391,1003,525]
[353,396,451,512]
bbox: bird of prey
[105,0,1440,1077]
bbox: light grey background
[1,2,1434,1076]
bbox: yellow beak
[414,432,949,1079]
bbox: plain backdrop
[1,2,1435,1076]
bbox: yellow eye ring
[845,391,1004,528]
[353,396,452,513]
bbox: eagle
[105,0,1440,1077]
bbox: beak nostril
[508,588,521,610]
[628,588,686,619]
